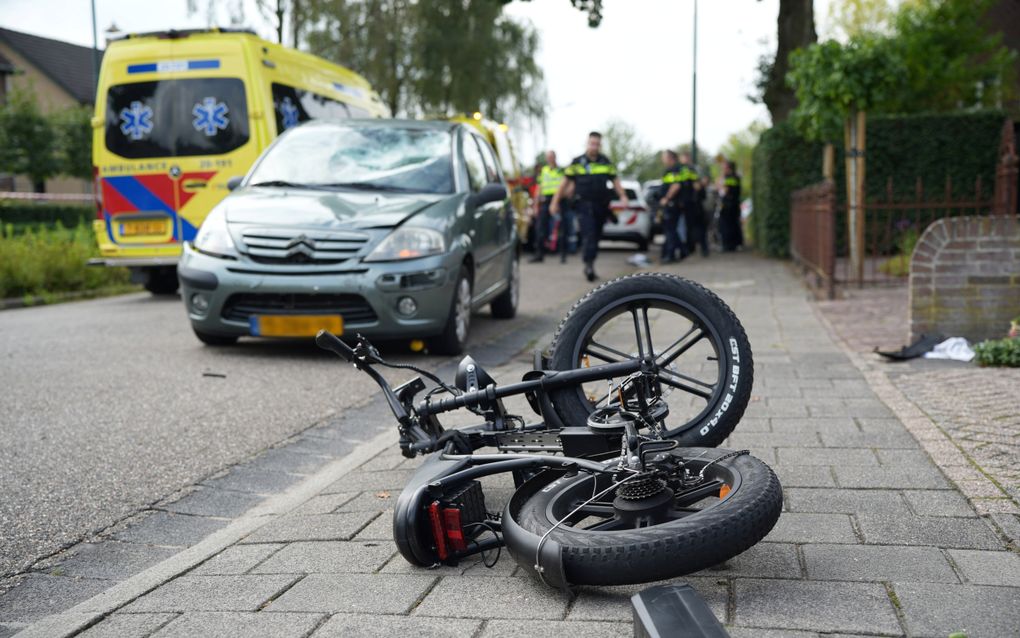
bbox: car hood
[222,186,454,230]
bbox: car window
[474,136,501,184]
[462,133,487,192]
[271,83,350,133]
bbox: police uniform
[719,173,743,251]
[531,164,565,261]
[563,153,617,271]
[660,162,698,262]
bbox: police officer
[530,150,565,263]
[659,151,698,263]
[551,131,629,281]
[719,160,744,251]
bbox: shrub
[0,201,93,233]
[973,337,1020,368]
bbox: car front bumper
[178,243,461,340]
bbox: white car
[602,179,653,251]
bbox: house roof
[0,28,103,104]
[0,49,14,74]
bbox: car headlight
[192,211,238,259]
[364,227,446,262]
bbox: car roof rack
[110,27,257,42]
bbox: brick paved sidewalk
[11,254,1020,638]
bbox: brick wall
[910,216,1020,342]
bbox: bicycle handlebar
[316,330,355,362]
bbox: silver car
[178,119,520,354]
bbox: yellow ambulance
[90,28,389,294]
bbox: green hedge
[751,110,1007,258]
[0,201,94,233]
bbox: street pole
[691,0,698,166]
[91,0,100,92]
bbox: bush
[751,110,1006,258]
[0,222,131,299]
[973,337,1020,367]
[0,201,93,233]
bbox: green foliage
[51,106,93,181]
[305,0,545,123]
[0,87,60,191]
[877,227,918,277]
[719,120,768,204]
[825,0,895,39]
[751,110,1005,258]
[973,338,1020,368]
[0,202,93,233]
[0,222,131,299]
[788,0,1017,142]
[602,118,651,178]
[751,122,824,257]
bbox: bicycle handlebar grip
[315,330,355,362]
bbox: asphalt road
[0,250,636,579]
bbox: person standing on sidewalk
[530,151,565,263]
[659,150,698,263]
[551,131,629,281]
[719,160,744,251]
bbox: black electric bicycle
[317,273,782,589]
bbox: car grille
[221,293,378,324]
[240,228,369,265]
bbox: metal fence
[790,180,836,299]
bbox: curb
[16,426,395,638]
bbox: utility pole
[91,0,100,91]
[691,0,698,165]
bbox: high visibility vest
[539,165,565,196]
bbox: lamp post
[691,0,698,165]
[90,0,100,91]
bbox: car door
[462,133,502,298]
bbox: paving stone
[727,629,820,638]
[703,543,802,579]
[903,490,975,517]
[201,466,305,494]
[190,544,284,575]
[567,576,727,623]
[770,418,860,435]
[288,492,359,516]
[42,541,177,580]
[733,578,900,634]
[818,430,918,449]
[988,512,1020,547]
[161,486,265,518]
[240,513,379,543]
[335,491,401,512]
[286,434,359,457]
[415,575,568,620]
[856,514,1003,550]
[0,624,24,638]
[873,448,935,467]
[894,582,1020,638]
[248,447,331,474]
[268,574,435,614]
[772,465,837,488]
[833,465,950,489]
[77,613,177,638]
[727,432,821,448]
[764,513,858,544]
[785,488,905,515]
[353,510,394,540]
[314,613,481,637]
[732,417,771,432]
[776,448,877,466]
[0,574,115,623]
[252,541,395,574]
[112,511,228,547]
[802,544,958,583]
[152,611,323,637]
[122,575,298,612]
[323,469,417,493]
[481,620,630,638]
[947,549,1020,586]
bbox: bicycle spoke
[584,340,632,364]
[657,326,706,366]
[673,480,724,507]
[661,367,715,390]
[658,372,713,400]
[629,305,655,359]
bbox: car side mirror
[227,176,244,191]
[470,182,507,206]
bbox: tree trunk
[764,0,816,123]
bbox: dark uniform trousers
[576,200,608,264]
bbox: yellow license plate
[250,314,343,338]
[119,219,168,236]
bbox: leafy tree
[718,120,768,200]
[502,0,604,27]
[187,0,315,46]
[825,0,895,39]
[52,106,93,181]
[602,118,650,177]
[306,0,545,123]
[0,88,59,192]
[753,0,818,124]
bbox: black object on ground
[875,333,944,361]
[631,583,730,638]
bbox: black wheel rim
[567,292,727,437]
[541,455,743,533]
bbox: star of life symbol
[119,101,153,140]
[192,97,229,136]
[280,96,300,130]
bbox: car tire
[144,268,180,295]
[193,329,238,346]
[490,253,519,319]
[429,266,472,356]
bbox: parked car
[642,179,664,238]
[601,179,653,251]
[178,119,520,354]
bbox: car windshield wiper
[320,181,421,193]
[248,180,321,189]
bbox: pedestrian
[658,150,698,263]
[551,131,629,281]
[687,176,710,258]
[719,160,744,251]
[530,150,565,263]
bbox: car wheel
[429,266,472,355]
[490,253,519,319]
[193,329,238,346]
